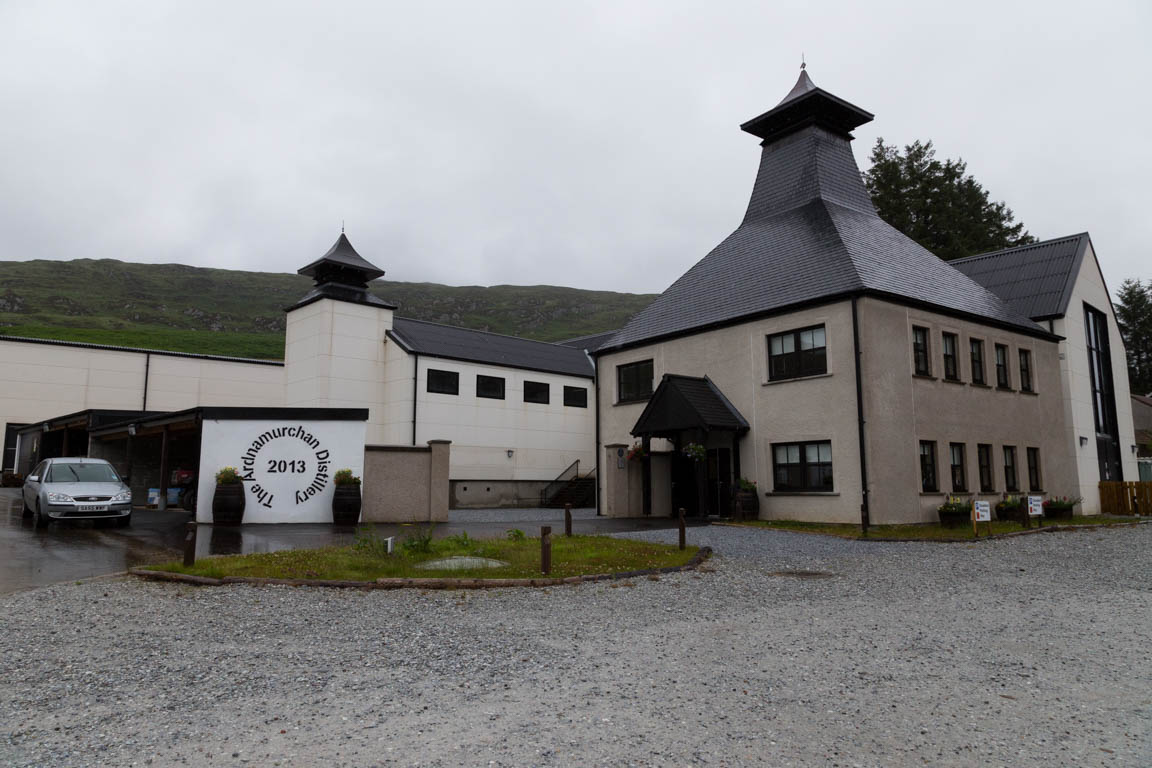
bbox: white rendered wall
[1052,243,1140,513]
[0,338,284,468]
[413,356,596,481]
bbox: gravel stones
[1,525,1149,766]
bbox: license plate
[77,504,109,512]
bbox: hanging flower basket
[682,443,707,462]
[625,442,647,462]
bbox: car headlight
[47,492,74,503]
[112,490,132,502]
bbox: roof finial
[800,52,805,71]
[341,219,344,234]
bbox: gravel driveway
[1,525,1149,767]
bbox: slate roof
[387,317,594,378]
[949,233,1091,320]
[631,375,749,438]
[557,330,619,353]
[598,73,1047,354]
[289,232,397,312]
[299,233,386,282]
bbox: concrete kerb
[128,546,713,590]
[712,519,1151,542]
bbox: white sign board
[196,419,366,524]
[1027,496,1044,517]
[973,500,992,522]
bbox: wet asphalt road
[0,489,697,594]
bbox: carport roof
[18,409,162,435]
[89,407,371,437]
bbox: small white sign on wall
[1027,496,1043,517]
[972,500,992,522]
[196,419,367,524]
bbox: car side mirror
[28,475,39,482]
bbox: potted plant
[332,468,363,525]
[211,466,245,526]
[734,477,759,520]
[937,495,971,528]
[995,495,1023,524]
[1043,495,1081,520]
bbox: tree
[1115,278,1152,396]
[863,139,1035,262]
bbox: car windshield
[46,463,121,483]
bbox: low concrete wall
[362,440,450,522]
[449,480,550,509]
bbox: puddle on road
[767,570,837,579]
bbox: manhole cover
[415,556,510,571]
[768,570,836,579]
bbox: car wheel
[33,503,49,529]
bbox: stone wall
[361,440,450,522]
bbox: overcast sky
[1,1,1149,296]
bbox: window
[912,327,931,376]
[1019,349,1033,393]
[772,441,833,492]
[427,369,459,395]
[524,380,549,404]
[970,339,986,385]
[949,443,967,492]
[977,444,994,492]
[768,325,827,380]
[476,375,505,400]
[942,333,959,381]
[919,441,938,492]
[1003,446,1018,492]
[1085,304,1122,481]
[995,344,1010,389]
[1027,447,1041,491]
[563,386,588,408]
[617,360,653,403]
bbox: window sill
[996,386,1015,393]
[919,491,944,496]
[762,372,832,386]
[614,398,650,407]
[912,373,937,381]
[765,491,840,497]
[942,377,965,386]
[969,382,991,389]
[1020,390,1038,396]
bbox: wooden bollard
[183,521,197,567]
[541,526,552,575]
[678,508,686,551]
[564,503,572,537]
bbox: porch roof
[631,375,749,439]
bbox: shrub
[937,495,970,516]
[399,524,435,555]
[1042,496,1082,510]
[352,524,393,557]
[737,477,758,492]
[334,469,361,486]
[215,466,241,485]
[506,528,526,542]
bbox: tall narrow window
[995,344,1010,389]
[1019,349,1033,393]
[1027,447,1041,491]
[970,339,986,385]
[772,441,833,492]
[919,441,938,492]
[977,443,994,492]
[1085,304,1121,482]
[524,381,550,404]
[942,333,959,381]
[768,325,827,381]
[476,375,505,400]
[426,369,459,395]
[617,360,654,403]
[912,327,931,376]
[1003,446,1018,492]
[949,443,967,492]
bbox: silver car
[22,457,133,528]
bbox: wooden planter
[938,509,970,528]
[211,483,245,526]
[1043,504,1075,520]
[734,490,759,520]
[332,484,362,525]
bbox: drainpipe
[142,353,151,411]
[411,353,419,446]
[593,355,602,515]
[851,296,871,534]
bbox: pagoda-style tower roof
[740,67,874,142]
[288,232,396,312]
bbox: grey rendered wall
[361,440,450,522]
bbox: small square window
[768,325,827,381]
[617,360,653,403]
[563,386,587,408]
[476,375,505,400]
[427,369,459,395]
[524,381,550,404]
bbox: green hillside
[0,259,655,359]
